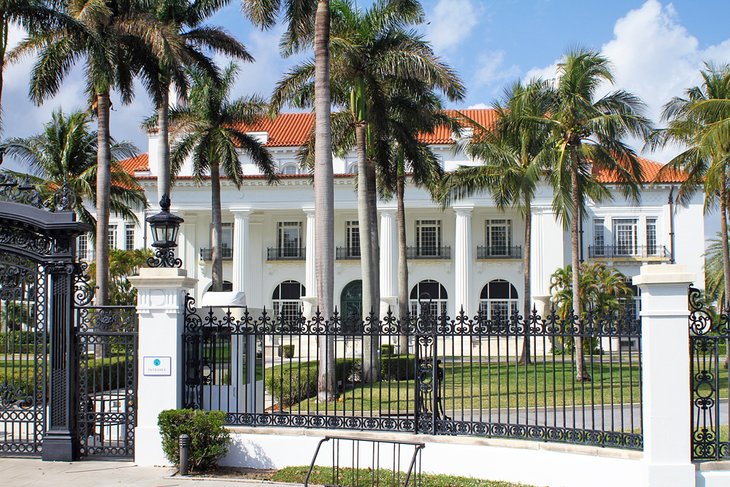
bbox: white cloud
[524,0,730,162]
[473,51,520,93]
[467,103,489,109]
[425,0,481,53]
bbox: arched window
[479,279,518,322]
[205,281,233,292]
[272,280,306,323]
[280,163,301,175]
[409,280,448,317]
[346,162,358,174]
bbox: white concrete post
[454,206,473,316]
[302,207,317,318]
[633,264,696,487]
[379,208,398,316]
[129,267,197,466]
[231,208,251,294]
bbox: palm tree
[535,49,652,380]
[440,80,553,364]
[0,0,67,136]
[145,0,253,202]
[273,0,463,381]
[653,65,730,310]
[0,109,146,230]
[705,231,729,307]
[169,65,276,291]
[13,0,184,305]
[241,0,336,401]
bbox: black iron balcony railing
[199,247,233,260]
[336,247,361,260]
[267,247,305,260]
[406,246,451,259]
[477,245,522,259]
[588,245,670,259]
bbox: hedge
[264,355,417,406]
[0,356,130,404]
[0,331,48,354]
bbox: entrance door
[340,281,362,322]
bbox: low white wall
[221,428,644,487]
[696,462,730,487]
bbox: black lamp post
[146,194,184,268]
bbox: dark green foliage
[0,331,46,354]
[158,409,231,472]
[265,355,417,406]
[264,359,359,407]
[380,354,416,381]
[380,344,395,356]
[278,344,295,358]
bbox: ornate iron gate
[689,286,730,461]
[75,301,138,459]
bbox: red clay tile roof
[593,157,687,184]
[119,153,149,173]
[119,109,685,184]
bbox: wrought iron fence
[688,286,730,461]
[182,295,643,450]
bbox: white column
[129,268,197,466]
[231,208,251,294]
[301,207,317,318]
[633,264,696,487]
[379,208,398,315]
[178,213,197,279]
[453,206,473,316]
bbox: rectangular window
[416,220,441,257]
[613,219,638,256]
[346,221,360,257]
[646,218,657,256]
[108,225,117,250]
[278,222,302,258]
[209,223,234,258]
[78,234,89,261]
[485,219,512,256]
[125,225,135,251]
[593,218,605,256]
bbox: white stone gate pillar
[634,264,695,487]
[129,267,197,466]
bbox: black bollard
[179,434,190,476]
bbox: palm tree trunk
[157,85,171,202]
[356,122,378,383]
[720,182,730,368]
[518,203,532,364]
[396,169,409,354]
[570,154,588,381]
[210,162,223,291]
[0,16,6,143]
[314,0,336,401]
[95,92,111,306]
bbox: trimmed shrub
[264,358,359,407]
[158,409,230,472]
[278,344,295,358]
[0,331,48,354]
[380,354,416,381]
[380,344,395,356]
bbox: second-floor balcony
[588,245,670,260]
[200,247,233,260]
[477,245,522,259]
[406,246,451,259]
[336,247,361,260]
[267,247,305,261]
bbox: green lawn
[272,466,534,487]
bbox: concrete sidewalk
[0,458,299,487]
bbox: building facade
[111,109,702,319]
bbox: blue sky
[4,0,730,163]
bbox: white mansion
[99,109,703,320]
